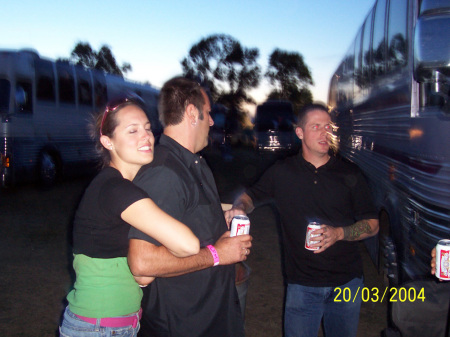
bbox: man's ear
[186,103,198,125]
[100,135,113,150]
[295,126,303,140]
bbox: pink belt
[75,308,142,328]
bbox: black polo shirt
[247,153,377,287]
[129,135,244,337]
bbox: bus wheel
[38,151,60,186]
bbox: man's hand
[431,247,440,279]
[214,231,252,265]
[224,208,246,229]
[431,246,447,281]
[311,225,343,254]
[311,219,379,253]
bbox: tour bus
[254,100,299,154]
[0,49,161,187]
[328,0,449,288]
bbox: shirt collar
[159,134,201,168]
[297,151,337,171]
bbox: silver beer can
[230,215,250,237]
[305,222,321,251]
[435,239,450,281]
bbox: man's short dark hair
[297,103,329,129]
[158,77,206,127]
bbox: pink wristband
[207,245,220,266]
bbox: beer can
[230,215,250,237]
[435,239,450,281]
[305,222,321,251]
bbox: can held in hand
[435,239,450,281]
[305,222,321,251]
[230,215,250,237]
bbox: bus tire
[38,151,60,187]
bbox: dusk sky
[2,0,375,115]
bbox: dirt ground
[0,147,388,337]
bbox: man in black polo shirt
[128,77,252,337]
[228,104,379,337]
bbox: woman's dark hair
[89,94,146,167]
[158,77,206,127]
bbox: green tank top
[67,254,142,318]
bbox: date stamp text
[334,287,426,303]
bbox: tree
[65,42,131,77]
[181,34,261,111]
[265,49,313,112]
[95,45,124,76]
[70,42,96,69]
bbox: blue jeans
[59,307,140,337]
[284,277,363,337]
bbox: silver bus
[0,49,161,187]
[328,0,449,288]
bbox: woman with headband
[59,95,199,337]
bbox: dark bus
[254,100,299,153]
[328,0,449,291]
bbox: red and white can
[305,222,321,251]
[230,215,250,237]
[435,239,450,281]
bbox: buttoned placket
[193,155,222,210]
[194,156,203,188]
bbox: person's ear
[100,135,113,150]
[186,104,198,126]
[295,126,303,140]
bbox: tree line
[64,35,313,115]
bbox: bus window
[93,72,106,109]
[387,0,408,71]
[353,28,363,101]
[35,59,55,102]
[16,81,32,113]
[56,62,75,104]
[361,11,373,90]
[76,67,93,106]
[371,0,387,79]
[0,79,10,112]
[341,43,355,107]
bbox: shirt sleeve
[99,177,148,218]
[128,166,187,243]
[246,163,277,206]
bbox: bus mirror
[413,15,450,83]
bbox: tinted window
[93,72,106,108]
[353,28,363,98]
[361,11,373,88]
[420,0,450,14]
[0,79,10,112]
[16,81,33,113]
[76,67,93,106]
[387,0,408,71]
[372,0,387,79]
[56,62,75,104]
[340,43,355,106]
[35,59,55,102]
[255,102,294,131]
